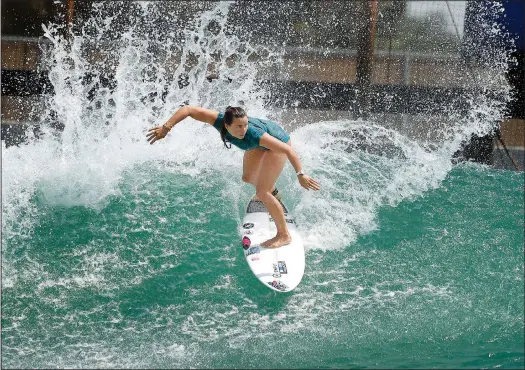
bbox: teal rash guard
[213,113,290,151]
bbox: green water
[1,164,523,368]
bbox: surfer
[146,105,320,248]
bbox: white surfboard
[241,197,305,292]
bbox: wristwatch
[296,170,305,176]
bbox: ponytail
[220,124,231,149]
[221,106,246,149]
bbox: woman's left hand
[298,175,321,191]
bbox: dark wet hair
[220,106,246,149]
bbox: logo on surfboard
[242,236,251,250]
[278,261,287,274]
[268,217,295,225]
[246,246,260,256]
[272,261,288,277]
[272,263,281,278]
[268,280,288,291]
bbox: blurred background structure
[2,0,523,170]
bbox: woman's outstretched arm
[146,106,219,145]
[164,106,219,129]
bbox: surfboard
[241,196,305,292]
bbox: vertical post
[403,52,411,85]
[369,1,378,47]
[355,0,378,119]
[67,0,75,30]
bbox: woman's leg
[256,143,292,249]
[243,148,280,200]
[242,148,266,186]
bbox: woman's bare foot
[261,233,292,249]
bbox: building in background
[2,0,523,170]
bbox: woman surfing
[146,106,320,249]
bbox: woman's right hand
[146,125,170,145]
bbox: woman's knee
[242,173,256,185]
[255,188,272,201]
